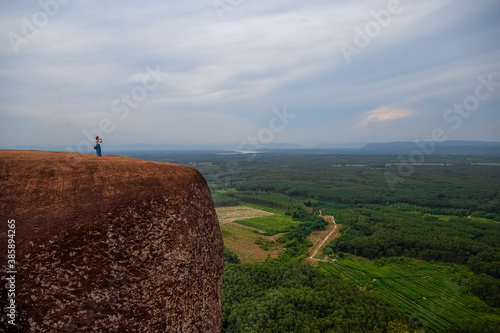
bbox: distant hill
[361,140,500,155]
[315,142,368,149]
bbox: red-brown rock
[0,150,223,332]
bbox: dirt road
[307,215,340,262]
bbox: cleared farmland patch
[216,205,286,263]
[220,223,283,263]
[216,205,274,225]
[234,212,300,235]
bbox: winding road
[307,215,340,262]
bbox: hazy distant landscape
[117,147,500,332]
[7,140,500,156]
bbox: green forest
[130,151,500,332]
[325,208,500,276]
[222,259,419,333]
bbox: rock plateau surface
[0,150,223,332]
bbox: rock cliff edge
[0,150,223,332]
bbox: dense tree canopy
[326,207,500,278]
[222,260,417,333]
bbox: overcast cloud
[1,0,499,148]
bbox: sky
[1,0,499,149]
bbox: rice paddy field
[318,257,500,332]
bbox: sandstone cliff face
[0,150,223,332]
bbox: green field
[234,208,301,235]
[220,222,283,263]
[318,258,500,332]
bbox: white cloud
[354,106,414,128]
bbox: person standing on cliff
[95,136,103,157]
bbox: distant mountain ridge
[361,140,500,155]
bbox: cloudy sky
[1,0,499,149]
